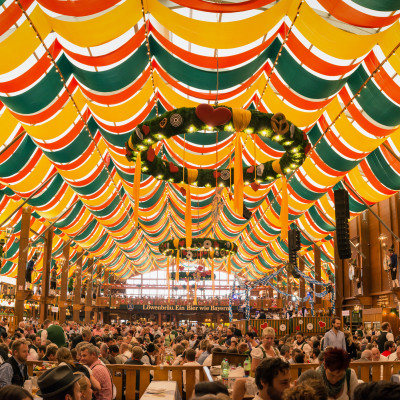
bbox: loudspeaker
[288,229,300,266]
[336,218,352,259]
[334,189,350,220]
[334,189,351,259]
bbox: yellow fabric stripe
[45,0,141,47]
[146,0,289,49]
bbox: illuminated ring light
[125,105,310,187]
[159,237,237,260]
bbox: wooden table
[140,381,181,400]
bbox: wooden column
[287,273,292,295]
[334,233,344,318]
[73,250,83,322]
[85,258,94,324]
[103,270,109,297]
[360,212,371,296]
[59,241,70,324]
[15,206,32,325]
[39,228,53,324]
[299,257,306,302]
[314,245,322,304]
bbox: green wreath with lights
[159,237,237,260]
[125,105,310,188]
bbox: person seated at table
[238,342,250,355]
[56,347,101,392]
[125,346,144,391]
[354,381,400,400]
[42,344,58,362]
[0,385,33,400]
[183,349,200,392]
[75,372,93,400]
[251,327,280,373]
[282,383,318,400]
[203,347,223,367]
[195,381,229,399]
[37,365,82,400]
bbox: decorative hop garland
[125,105,310,188]
[159,237,237,260]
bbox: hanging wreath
[285,262,300,279]
[159,237,237,259]
[125,105,309,188]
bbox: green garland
[159,237,237,259]
[125,106,309,187]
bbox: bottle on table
[221,358,230,387]
[244,357,251,377]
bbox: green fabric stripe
[0,136,36,177]
[348,65,400,127]
[351,0,400,11]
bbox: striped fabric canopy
[0,0,399,286]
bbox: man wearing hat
[37,365,82,400]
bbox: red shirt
[381,350,391,358]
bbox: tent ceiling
[0,0,399,283]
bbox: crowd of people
[0,316,397,399]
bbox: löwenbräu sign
[121,304,237,312]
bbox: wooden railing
[289,361,400,382]
[27,361,211,400]
[27,360,400,400]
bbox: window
[123,269,234,298]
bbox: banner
[121,304,238,312]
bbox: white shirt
[388,352,400,361]
[203,354,213,367]
[293,340,312,357]
[251,345,279,360]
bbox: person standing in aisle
[323,317,347,351]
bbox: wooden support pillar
[73,250,83,322]
[287,274,292,295]
[59,241,70,324]
[299,257,306,302]
[314,245,321,304]
[39,228,53,324]
[103,270,109,297]
[15,206,32,325]
[334,233,344,318]
[85,258,94,324]
[360,212,371,296]
[277,274,281,299]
